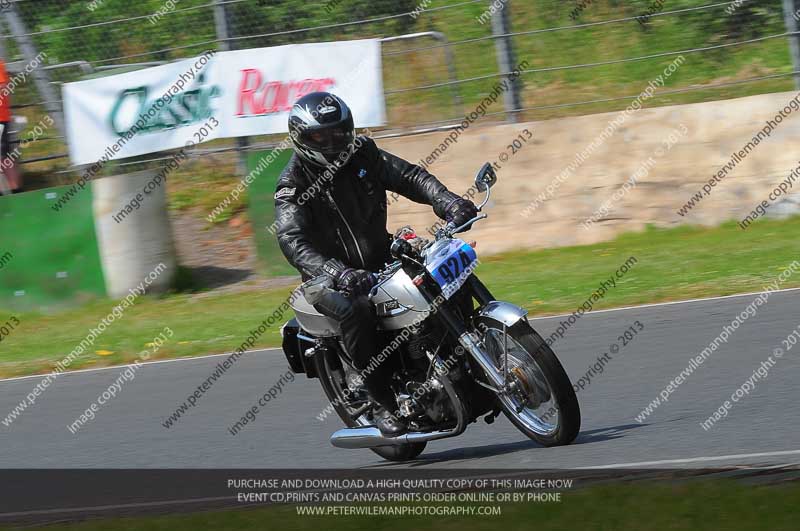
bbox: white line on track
[0,495,235,519]
[0,348,281,383]
[584,449,800,468]
[530,286,800,321]
[1,286,798,384]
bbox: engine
[389,322,457,426]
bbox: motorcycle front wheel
[476,317,581,446]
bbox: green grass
[6,481,799,531]
[479,217,800,315]
[382,0,794,124]
[1,215,799,378]
[0,287,296,378]
[166,153,243,223]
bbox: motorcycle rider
[275,92,478,436]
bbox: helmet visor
[299,127,354,154]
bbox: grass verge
[1,216,799,377]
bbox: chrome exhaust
[330,426,462,449]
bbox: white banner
[62,39,385,166]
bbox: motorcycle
[281,163,580,461]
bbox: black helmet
[288,92,355,169]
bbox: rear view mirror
[474,163,497,192]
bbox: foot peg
[483,408,502,425]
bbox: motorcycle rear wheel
[476,317,581,446]
[313,348,427,462]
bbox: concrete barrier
[93,170,177,298]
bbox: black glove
[321,259,376,297]
[444,197,479,231]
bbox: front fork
[421,274,513,394]
[457,330,509,393]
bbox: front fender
[477,301,528,328]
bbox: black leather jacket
[275,136,459,279]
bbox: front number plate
[426,239,478,299]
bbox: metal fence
[1,0,799,179]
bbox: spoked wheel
[313,348,426,462]
[477,317,580,446]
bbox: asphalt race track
[2,289,799,469]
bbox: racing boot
[374,407,408,437]
[369,385,407,436]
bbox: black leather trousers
[313,290,397,411]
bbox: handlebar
[378,172,494,278]
[441,214,488,239]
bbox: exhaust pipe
[330,426,461,449]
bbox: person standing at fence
[0,59,22,194]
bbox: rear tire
[476,317,581,446]
[313,348,426,462]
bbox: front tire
[313,347,426,462]
[476,317,581,446]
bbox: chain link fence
[0,0,798,186]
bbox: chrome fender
[477,301,528,328]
